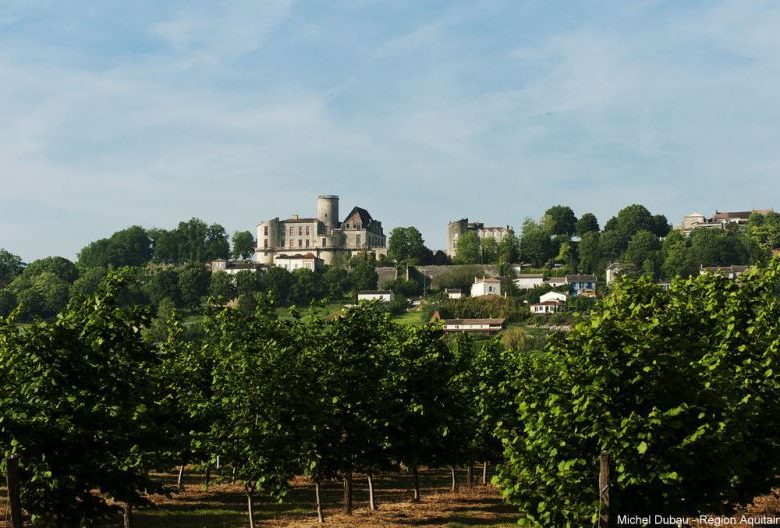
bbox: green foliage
[623,230,661,277]
[208,271,237,303]
[22,256,79,283]
[0,288,16,317]
[519,219,552,267]
[495,263,780,525]
[289,268,324,305]
[433,265,484,291]
[144,269,181,307]
[576,213,600,237]
[178,266,211,309]
[455,232,482,264]
[77,226,152,268]
[388,226,429,264]
[70,266,107,299]
[323,266,352,299]
[497,234,520,264]
[437,296,525,322]
[0,248,24,287]
[231,230,256,260]
[543,205,577,236]
[578,231,601,274]
[350,260,379,291]
[150,219,230,264]
[265,267,292,305]
[383,276,423,297]
[0,274,171,525]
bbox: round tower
[317,195,339,228]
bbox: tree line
[448,204,779,278]
[3,260,780,526]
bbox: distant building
[542,274,597,296]
[274,253,323,272]
[256,195,386,266]
[357,290,395,302]
[447,218,513,258]
[681,209,773,235]
[209,259,264,275]
[471,277,502,297]
[699,265,750,279]
[444,288,464,299]
[514,274,544,290]
[431,311,506,334]
[530,291,568,315]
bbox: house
[444,288,464,299]
[357,290,395,302]
[544,276,567,288]
[208,259,265,275]
[530,291,568,315]
[471,277,502,297]
[699,265,750,279]
[274,252,323,271]
[431,312,506,334]
[681,209,774,235]
[566,275,597,297]
[514,274,544,290]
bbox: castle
[255,195,387,266]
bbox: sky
[1,0,779,261]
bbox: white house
[444,288,464,299]
[208,259,264,275]
[514,274,544,290]
[539,291,568,303]
[274,252,323,271]
[471,277,502,297]
[530,291,568,315]
[357,290,395,302]
[431,312,505,334]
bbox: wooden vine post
[6,454,24,528]
[599,452,610,528]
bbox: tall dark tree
[575,213,600,237]
[351,261,378,291]
[454,232,481,264]
[0,249,25,287]
[518,220,552,267]
[231,231,256,260]
[543,205,577,236]
[388,227,429,264]
[23,256,79,283]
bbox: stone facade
[256,195,386,266]
[447,218,513,258]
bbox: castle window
[264,226,268,236]
[289,227,294,236]
[356,234,361,246]
[306,225,310,236]
[264,239,268,248]
[322,238,327,247]
[298,226,303,236]
[299,239,303,247]
[306,239,309,247]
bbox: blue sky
[1,0,779,261]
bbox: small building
[471,277,502,297]
[431,312,506,334]
[699,265,750,279]
[514,274,544,290]
[540,291,568,303]
[209,259,265,275]
[274,252,323,271]
[357,290,395,302]
[544,276,567,288]
[444,288,464,299]
[530,291,568,315]
[566,274,597,297]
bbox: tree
[388,227,428,264]
[542,205,577,236]
[265,267,293,305]
[323,267,352,299]
[0,249,24,287]
[480,237,498,264]
[204,306,305,527]
[651,214,672,238]
[495,267,780,525]
[0,288,16,317]
[623,230,661,277]
[22,256,79,283]
[70,267,107,299]
[231,231,256,260]
[178,267,211,309]
[208,271,236,303]
[0,274,172,525]
[454,232,481,264]
[497,234,519,264]
[661,231,696,278]
[689,229,747,267]
[290,269,324,306]
[144,269,181,307]
[78,226,152,269]
[518,220,552,267]
[205,224,230,261]
[577,231,601,274]
[235,270,263,297]
[350,261,378,292]
[575,213,600,237]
